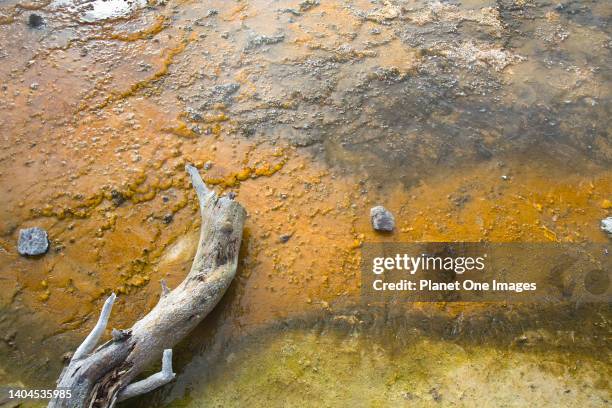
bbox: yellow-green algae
[165,326,610,408]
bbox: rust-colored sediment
[0,0,610,391]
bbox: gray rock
[601,217,612,236]
[299,0,319,11]
[191,83,240,111]
[245,33,285,50]
[370,206,395,232]
[18,227,49,256]
[28,13,44,28]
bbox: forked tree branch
[49,165,246,408]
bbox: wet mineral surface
[0,0,610,406]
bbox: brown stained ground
[0,0,610,403]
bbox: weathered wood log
[48,165,246,408]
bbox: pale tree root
[48,165,246,408]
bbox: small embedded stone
[110,189,126,206]
[370,206,395,232]
[601,217,612,237]
[18,227,49,256]
[28,13,44,28]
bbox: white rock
[601,217,612,237]
[18,227,49,256]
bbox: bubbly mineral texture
[17,227,49,256]
[370,206,395,232]
[601,217,612,237]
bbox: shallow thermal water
[126,304,611,408]
[0,0,610,406]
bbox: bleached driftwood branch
[49,165,246,408]
[117,349,175,402]
[72,293,116,361]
